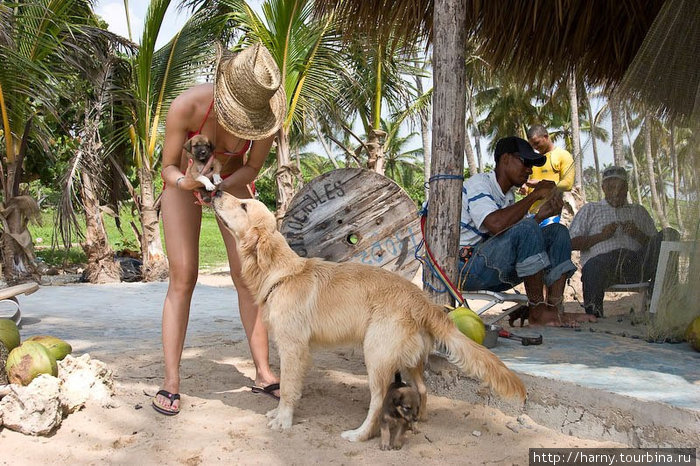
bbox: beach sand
[1,272,630,465]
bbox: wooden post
[426,0,467,306]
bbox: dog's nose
[212,189,222,198]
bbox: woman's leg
[217,217,279,392]
[156,187,202,412]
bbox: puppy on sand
[379,373,420,450]
[212,192,526,442]
[183,134,222,191]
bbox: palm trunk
[609,91,625,166]
[585,96,602,199]
[79,103,120,283]
[415,74,431,200]
[365,128,387,175]
[426,0,467,305]
[468,81,483,172]
[669,122,684,231]
[643,112,669,227]
[1,121,38,283]
[139,167,168,281]
[464,96,478,176]
[568,74,584,197]
[624,110,643,204]
[80,170,121,283]
[275,127,298,222]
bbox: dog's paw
[212,174,223,185]
[203,181,216,191]
[267,412,293,431]
[265,408,278,419]
[379,442,391,451]
[341,428,371,442]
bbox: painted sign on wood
[280,169,421,280]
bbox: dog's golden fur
[212,192,526,441]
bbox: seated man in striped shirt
[458,137,596,327]
[570,166,679,317]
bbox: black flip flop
[152,389,181,416]
[250,383,280,401]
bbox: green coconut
[684,316,700,352]
[6,341,58,386]
[448,306,486,345]
[0,318,20,351]
[26,335,72,361]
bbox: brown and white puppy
[183,134,222,191]
[379,374,420,450]
[211,192,526,442]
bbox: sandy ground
[1,271,630,465]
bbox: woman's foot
[255,371,280,399]
[153,378,180,414]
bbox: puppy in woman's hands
[183,134,222,191]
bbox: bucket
[483,324,500,348]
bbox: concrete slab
[9,282,700,446]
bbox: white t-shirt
[569,200,657,267]
[460,171,515,247]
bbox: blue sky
[93,1,615,170]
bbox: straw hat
[214,42,287,140]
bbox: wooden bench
[0,282,40,325]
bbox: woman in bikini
[153,43,287,415]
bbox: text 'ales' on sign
[280,168,421,280]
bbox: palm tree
[609,90,625,166]
[642,110,670,227]
[209,0,342,219]
[567,73,584,196]
[476,75,544,148]
[119,0,227,280]
[0,0,118,282]
[329,33,425,176]
[581,87,609,199]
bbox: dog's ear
[207,139,215,151]
[254,227,275,270]
[183,139,193,154]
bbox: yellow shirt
[528,147,575,213]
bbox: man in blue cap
[458,136,596,326]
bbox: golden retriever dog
[183,134,222,191]
[212,192,526,441]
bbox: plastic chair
[0,282,40,325]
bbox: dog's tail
[424,304,526,402]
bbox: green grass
[29,208,230,269]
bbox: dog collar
[262,280,284,303]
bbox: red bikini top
[187,100,251,157]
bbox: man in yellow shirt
[526,125,576,222]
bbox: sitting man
[569,166,680,317]
[459,136,596,327]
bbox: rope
[416,203,467,306]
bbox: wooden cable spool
[280,168,421,280]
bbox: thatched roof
[316,0,699,120]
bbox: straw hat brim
[214,46,287,140]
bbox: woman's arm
[218,133,276,194]
[161,97,202,191]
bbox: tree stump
[280,168,421,280]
